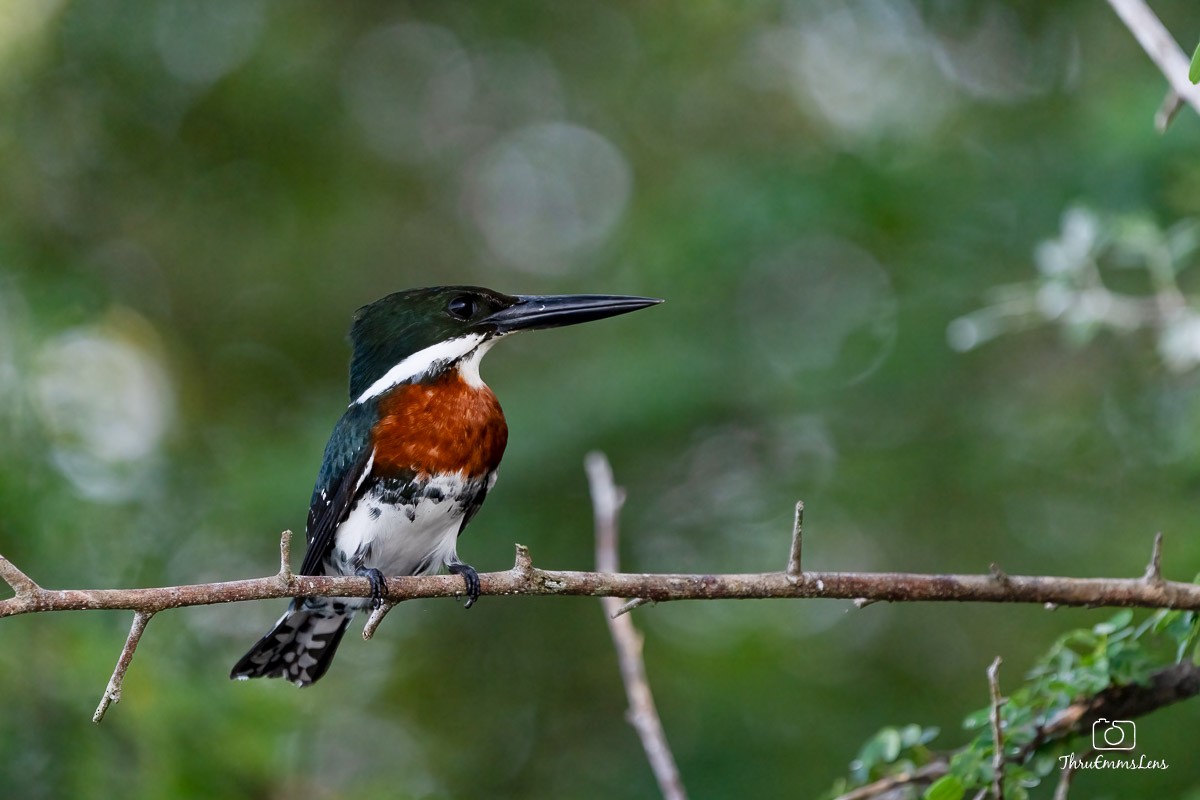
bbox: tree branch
[588,452,687,800]
[4,538,1199,618]
[1107,0,1200,129]
[4,457,1200,729]
[1041,659,1200,736]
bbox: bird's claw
[355,567,388,609]
[448,563,481,609]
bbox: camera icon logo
[1092,719,1136,751]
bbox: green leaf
[1093,609,1133,636]
[879,727,902,762]
[948,748,986,783]
[852,727,908,780]
[923,775,965,800]
[1190,39,1200,84]
[1031,753,1059,778]
[899,723,939,748]
[961,708,991,730]
[1006,784,1030,800]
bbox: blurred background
[2,1,1200,797]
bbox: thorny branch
[5,537,1200,619]
[3,458,1200,726]
[588,452,687,800]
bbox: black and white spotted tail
[230,600,352,686]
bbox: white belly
[329,474,474,578]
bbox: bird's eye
[447,295,476,320]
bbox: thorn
[853,597,879,609]
[1143,532,1164,586]
[94,611,154,723]
[0,554,42,597]
[989,562,1010,585]
[1044,602,1058,611]
[513,543,533,574]
[278,530,294,585]
[362,602,396,640]
[787,501,804,579]
[612,597,653,618]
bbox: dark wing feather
[299,403,376,576]
[456,476,494,537]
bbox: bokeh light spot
[154,0,264,86]
[740,238,898,388]
[750,0,955,146]
[463,122,632,274]
[341,23,475,164]
[33,310,174,502]
[0,0,65,64]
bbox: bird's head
[347,286,661,403]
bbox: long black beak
[484,294,663,333]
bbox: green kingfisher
[231,286,661,686]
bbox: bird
[231,286,661,686]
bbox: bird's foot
[447,562,481,609]
[355,566,388,609]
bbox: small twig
[361,602,396,640]
[987,656,1005,800]
[832,762,948,800]
[1144,532,1164,585]
[1156,89,1183,133]
[787,501,804,579]
[0,554,41,597]
[989,562,1011,586]
[1053,749,1092,800]
[613,598,654,619]
[1107,0,1200,125]
[278,529,294,581]
[588,452,687,800]
[513,543,533,575]
[93,611,154,723]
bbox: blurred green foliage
[3,1,1200,798]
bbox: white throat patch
[352,333,486,405]
[457,336,500,389]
